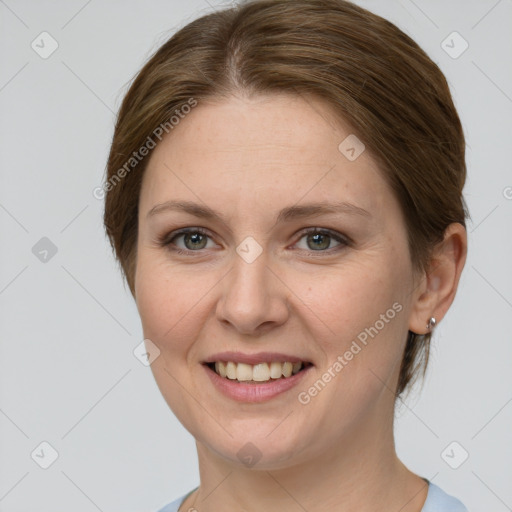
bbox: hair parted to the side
[103,0,469,398]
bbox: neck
[181,405,429,512]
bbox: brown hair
[103,0,469,398]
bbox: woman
[103,0,469,510]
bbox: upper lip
[203,351,312,365]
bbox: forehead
[140,93,391,220]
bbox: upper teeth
[214,361,304,381]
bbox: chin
[195,424,314,471]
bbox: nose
[215,248,290,336]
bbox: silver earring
[426,317,436,331]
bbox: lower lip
[203,364,313,403]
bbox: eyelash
[158,227,351,256]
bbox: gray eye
[186,232,208,250]
[296,231,342,251]
[308,233,331,250]
[174,232,211,250]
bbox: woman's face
[135,93,420,469]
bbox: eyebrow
[146,200,371,225]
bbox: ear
[408,223,467,335]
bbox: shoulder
[154,488,197,512]
[155,482,469,512]
[154,494,185,512]
[422,481,469,512]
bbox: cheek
[295,268,407,418]
[135,254,191,344]
[294,263,404,347]
[135,263,171,339]
[134,255,210,425]
[135,253,220,356]
[291,258,409,400]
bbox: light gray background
[0,0,511,511]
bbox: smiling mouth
[204,361,313,383]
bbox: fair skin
[134,93,467,512]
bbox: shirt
[155,479,468,512]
